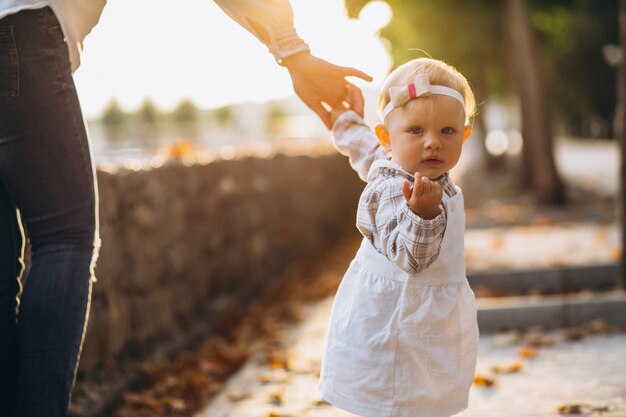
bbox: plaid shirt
[332,111,457,274]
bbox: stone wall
[78,152,363,373]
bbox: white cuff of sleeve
[402,203,446,226]
[270,27,310,61]
[332,110,363,132]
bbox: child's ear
[375,124,392,151]
[463,125,473,143]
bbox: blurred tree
[506,0,564,204]
[172,98,199,123]
[212,105,235,127]
[172,98,200,141]
[532,0,617,138]
[344,0,587,204]
[100,99,128,144]
[345,0,617,137]
[135,98,161,143]
[617,0,626,287]
[137,98,159,126]
[344,0,506,176]
[266,102,287,136]
[101,99,127,127]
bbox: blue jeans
[0,7,99,417]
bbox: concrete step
[477,290,626,332]
[468,263,618,296]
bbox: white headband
[382,74,466,120]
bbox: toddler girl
[319,57,479,417]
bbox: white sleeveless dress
[319,176,479,417]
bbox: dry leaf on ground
[473,374,497,388]
[555,403,609,415]
[584,319,611,334]
[227,390,252,402]
[490,362,523,374]
[519,346,539,358]
[268,391,284,406]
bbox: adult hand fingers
[341,66,373,82]
[308,101,332,130]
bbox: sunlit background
[72,0,619,205]
[74,0,392,116]
[73,0,395,163]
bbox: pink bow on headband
[382,74,466,119]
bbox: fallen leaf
[166,139,195,160]
[555,403,610,415]
[121,393,165,413]
[493,329,522,347]
[519,346,539,358]
[227,391,252,402]
[489,236,505,251]
[610,247,622,261]
[490,362,523,374]
[473,374,497,388]
[257,370,291,384]
[593,231,608,248]
[264,348,291,370]
[562,328,585,342]
[268,391,284,406]
[524,331,555,347]
[584,319,611,334]
[165,397,186,411]
[531,215,551,227]
[556,404,584,414]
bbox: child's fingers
[412,173,424,197]
[402,180,412,202]
[421,176,432,194]
[344,83,364,115]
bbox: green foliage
[266,102,288,135]
[172,98,199,123]
[137,98,159,125]
[529,0,618,136]
[344,0,618,137]
[212,105,235,126]
[101,99,128,126]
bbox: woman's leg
[0,181,22,417]
[0,7,100,417]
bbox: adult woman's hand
[282,51,372,129]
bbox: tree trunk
[505,0,565,204]
[617,0,626,289]
[474,63,506,173]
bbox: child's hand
[330,106,349,127]
[330,84,361,127]
[402,172,442,219]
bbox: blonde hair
[378,58,476,124]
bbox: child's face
[381,95,468,179]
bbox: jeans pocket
[426,333,461,379]
[0,24,19,105]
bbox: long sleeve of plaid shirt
[332,111,450,274]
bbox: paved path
[200,297,626,417]
[465,222,618,272]
[200,139,624,417]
